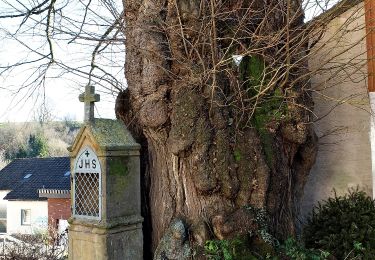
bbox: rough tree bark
[116,0,317,257]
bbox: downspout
[365,0,375,198]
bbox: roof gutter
[38,189,71,199]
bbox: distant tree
[12,146,28,160]
[33,100,55,127]
[28,134,49,158]
[0,122,78,161]
[62,116,81,133]
[5,134,49,159]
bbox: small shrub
[303,190,375,259]
[2,228,67,260]
[204,207,278,259]
[204,237,258,260]
[280,238,330,260]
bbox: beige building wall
[300,2,372,219]
[7,201,48,234]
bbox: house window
[0,220,6,233]
[0,202,6,233]
[21,209,31,225]
[23,174,32,179]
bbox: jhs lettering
[78,159,97,169]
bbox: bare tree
[0,0,125,120]
[33,99,55,125]
[0,0,369,257]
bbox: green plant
[204,237,257,260]
[28,134,49,157]
[280,238,330,260]
[303,190,375,259]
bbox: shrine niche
[68,85,143,260]
[73,146,101,219]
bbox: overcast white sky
[0,0,339,123]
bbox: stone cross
[79,85,100,123]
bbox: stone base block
[69,222,143,260]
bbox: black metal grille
[74,172,100,217]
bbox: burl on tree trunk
[117,0,317,257]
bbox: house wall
[48,198,71,230]
[300,3,372,219]
[0,191,10,233]
[7,200,48,235]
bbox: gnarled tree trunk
[117,0,317,257]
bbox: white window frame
[0,219,6,233]
[21,209,31,226]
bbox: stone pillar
[68,119,143,260]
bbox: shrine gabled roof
[0,157,70,201]
[69,118,140,152]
